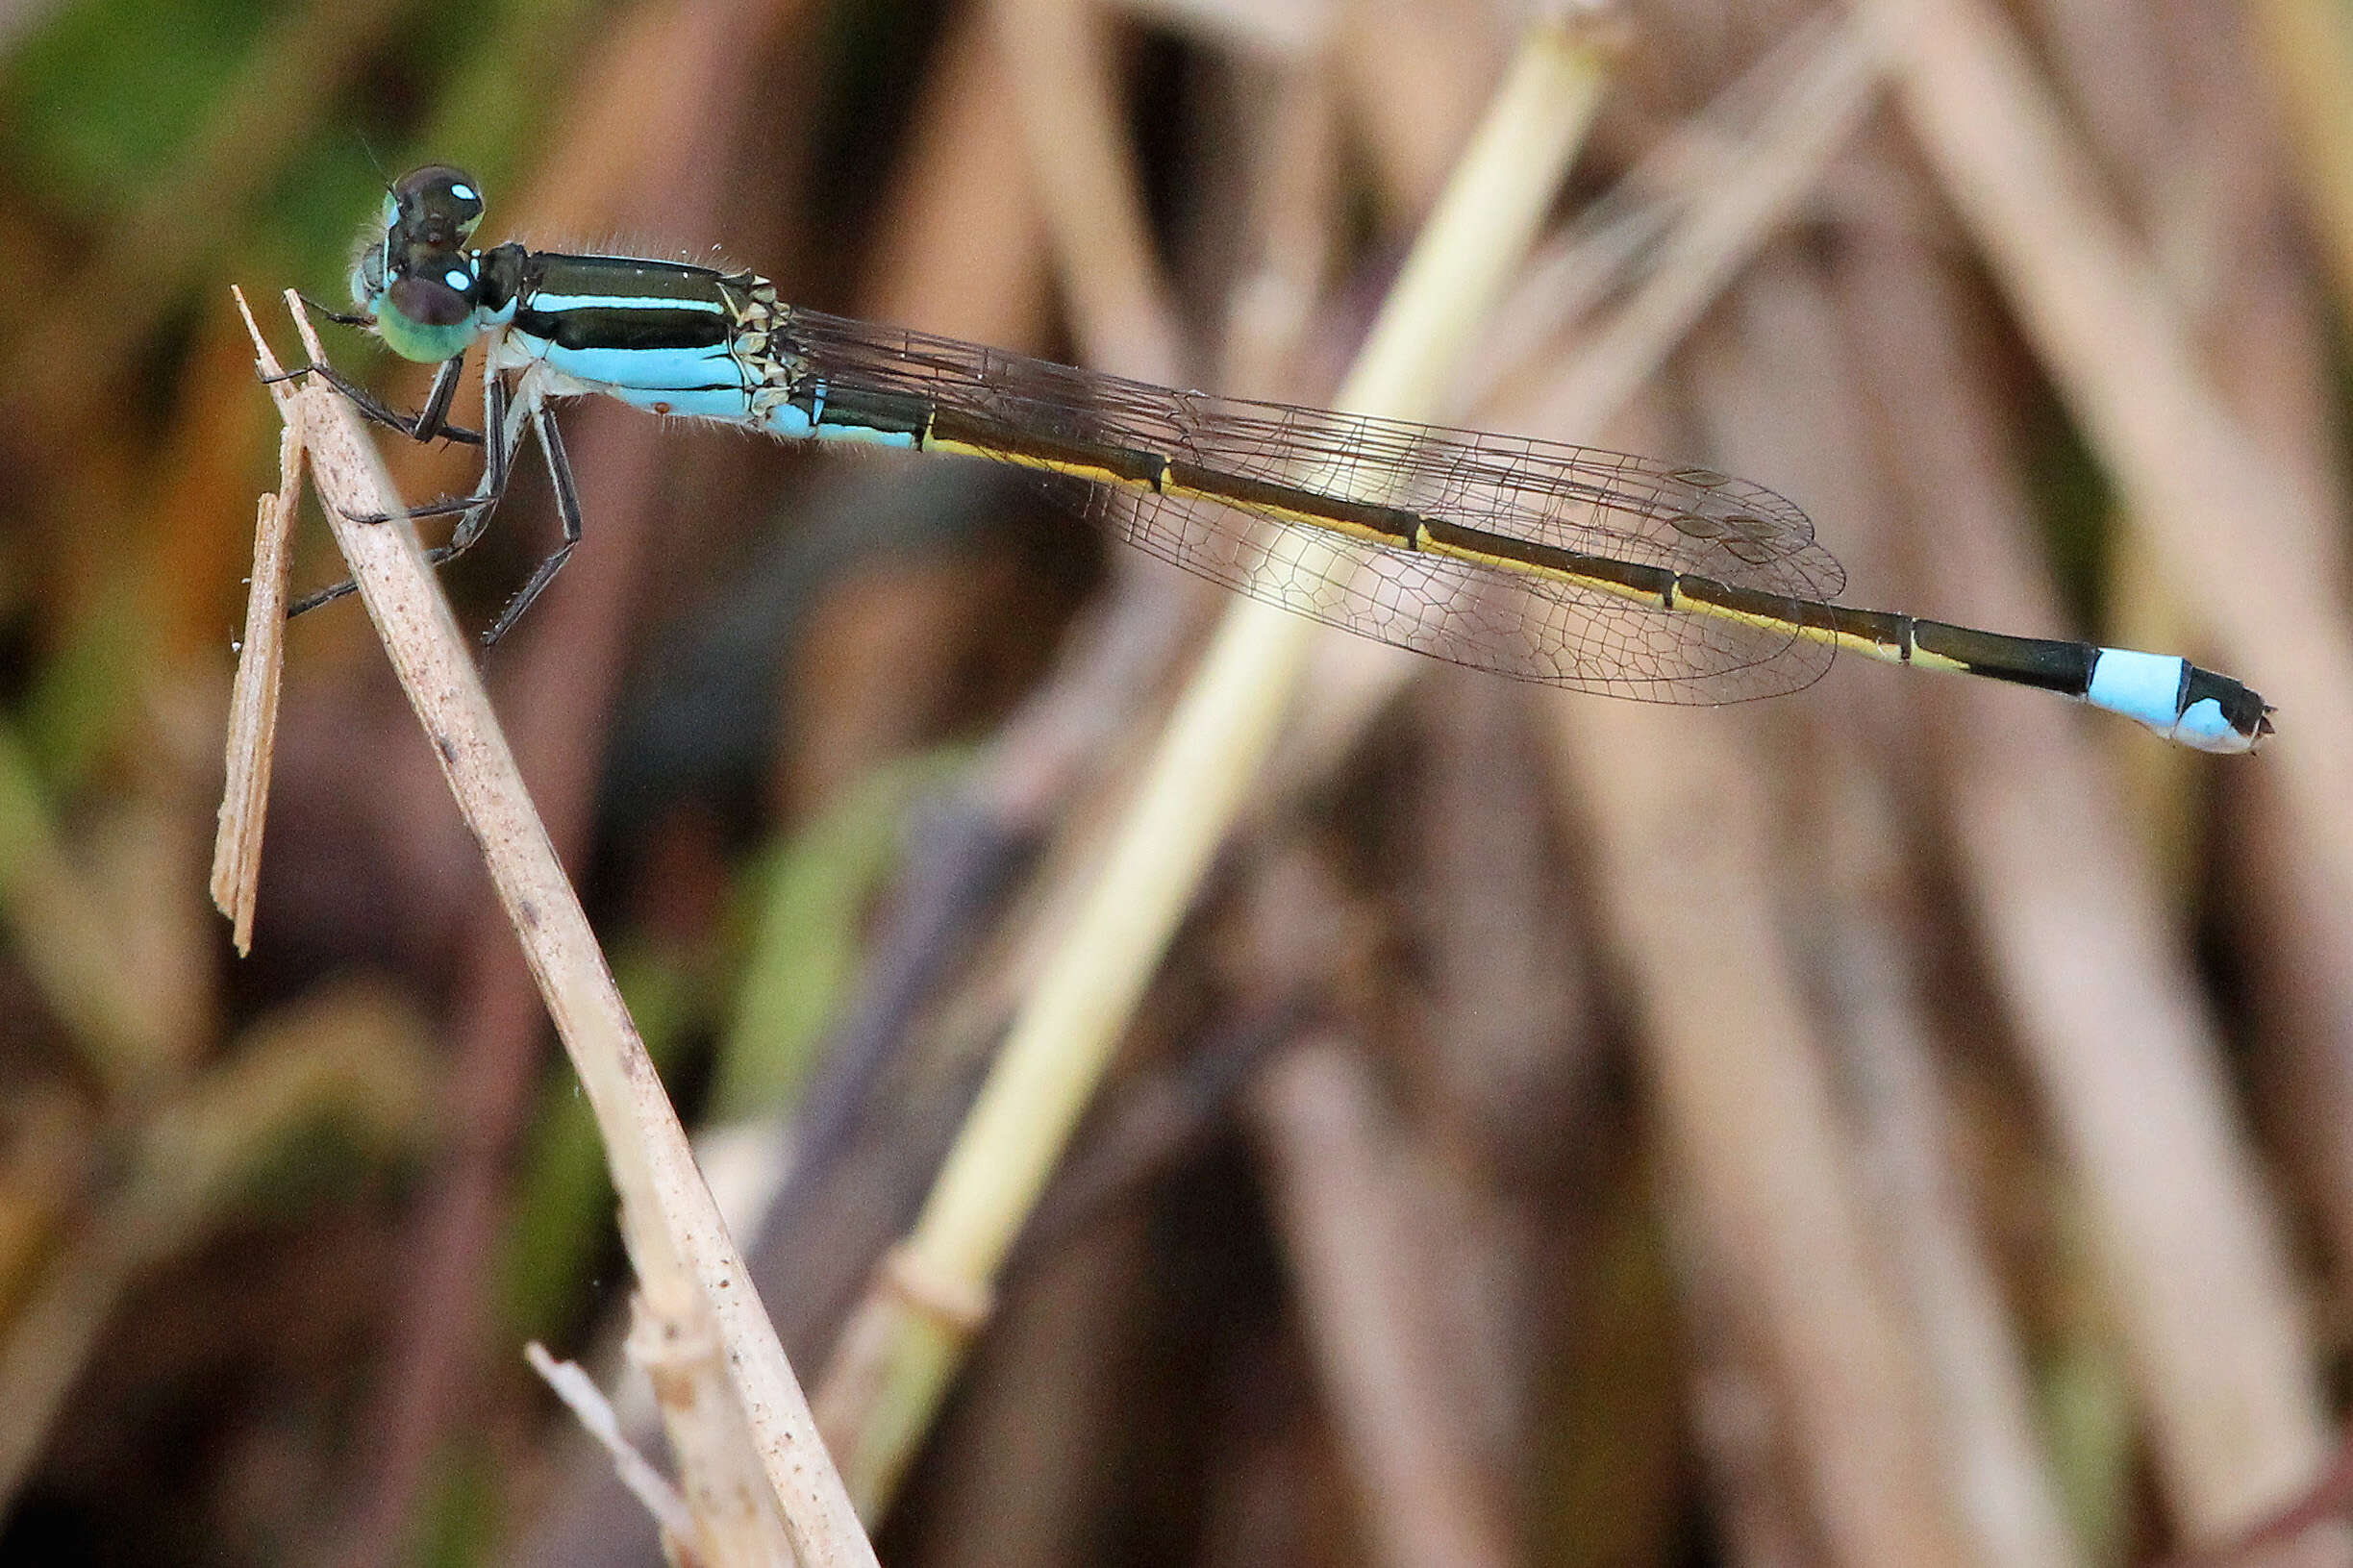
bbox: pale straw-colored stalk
[232,289,875,1568]
[811,9,1618,1518]
[1852,0,2347,1542]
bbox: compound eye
[349,241,388,309]
[390,163,486,248]
[387,271,471,329]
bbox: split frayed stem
[210,305,305,955]
[230,289,875,1568]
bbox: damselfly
[278,165,2272,754]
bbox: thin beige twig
[1250,1039,1515,1568]
[233,290,876,1568]
[211,386,303,955]
[1853,0,2345,1539]
[524,1344,702,1558]
[1273,14,1880,793]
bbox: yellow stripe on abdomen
[1415,517,1676,608]
[907,418,1959,677]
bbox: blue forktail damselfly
[276,165,2272,754]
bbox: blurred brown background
[2,0,2351,1564]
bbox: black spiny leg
[338,370,518,528]
[424,371,518,576]
[409,352,469,444]
[481,400,581,646]
[289,369,520,619]
[294,293,376,330]
[263,352,485,446]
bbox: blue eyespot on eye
[389,164,488,249]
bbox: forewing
[782,309,1848,702]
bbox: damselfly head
[386,165,486,253]
[386,254,478,326]
[364,244,481,363]
[345,166,492,362]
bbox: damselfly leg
[262,351,482,446]
[284,349,576,643]
[478,397,583,645]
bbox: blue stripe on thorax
[509,331,749,395]
[508,254,753,407]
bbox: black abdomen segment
[783,382,2260,740]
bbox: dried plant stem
[1275,15,1875,793]
[2245,0,2353,315]
[618,1295,791,1568]
[234,290,875,1568]
[811,12,1615,1518]
[524,1344,697,1548]
[1852,0,2344,1537]
[1517,16,1880,440]
[1835,231,2333,1565]
[990,0,1186,383]
[1250,1039,1514,1568]
[1856,0,2353,936]
[0,990,431,1507]
[1545,679,1981,1568]
[210,417,302,954]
